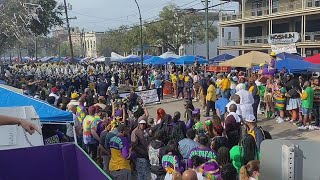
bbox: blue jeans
[135,158,151,180]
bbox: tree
[28,0,63,36]
[145,5,218,53]
[0,0,62,52]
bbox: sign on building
[268,32,300,44]
[271,43,297,54]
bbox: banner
[271,43,297,54]
[120,89,159,104]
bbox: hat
[139,120,147,124]
[84,88,90,93]
[245,114,256,123]
[192,108,200,115]
[71,92,79,99]
[270,52,276,57]
[51,87,58,93]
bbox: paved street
[146,97,320,141]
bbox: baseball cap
[245,114,256,123]
[192,108,200,115]
[51,87,58,93]
[139,120,147,124]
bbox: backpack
[259,126,272,139]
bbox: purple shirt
[161,154,184,174]
[109,135,132,159]
[187,147,217,168]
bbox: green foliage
[28,0,63,36]
[100,4,218,55]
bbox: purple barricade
[0,143,111,180]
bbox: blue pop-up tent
[276,52,304,60]
[0,86,73,122]
[276,58,320,73]
[172,56,208,65]
[144,56,172,65]
[209,54,235,64]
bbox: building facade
[70,31,104,58]
[181,12,239,58]
[218,0,320,56]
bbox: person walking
[206,79,217,117]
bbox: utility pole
[63,0,74,62]
[134,0,144,68]
[204,0,209,61]
[35,37,38,60]
[80,28,84,57]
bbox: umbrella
[209,54,235,64]
[219,51,270,67]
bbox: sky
[56,0,237,32]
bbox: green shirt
[302,87,314,109]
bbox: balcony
[246,7,269,17]
[222,39,242,46]
[221,13,242,22]
[305,0,320,8]
[244,36,268,45]
[276,1,302,13]
[305,31,320,42]
[221,36,268,47]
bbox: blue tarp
[276,52,304,60]
[276,58,320,73]
[143,55,153,60]
[0,86,73,122]
[144,56,171,65]
[172,56,208,65]
[209,54,235,63]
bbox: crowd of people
[1,52,319,180]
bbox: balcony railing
[305,31,320,41]
[221,13,242,22]
[305,0,320,8]
[222,39,242,46]
[276,1,302,12]
[244,36,268,44]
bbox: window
[222,28,225,37]
[315,0,320,7]
[307,0,313,7]
[228,32,232,40]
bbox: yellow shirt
[206,84,216,102]
[221,78,231,91]
[109,149,131,171]
[171,74,178,84]
[178,74,184,81]
[184,76,190,82]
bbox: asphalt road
[146,97,320,141]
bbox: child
[274,82,287,123]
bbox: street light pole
[205,0,209,61]
[63,0,74,62]
[134,0,144,68]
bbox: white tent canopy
[159,52,180,59]
[110,52,125,62]
[92,57,106,62]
